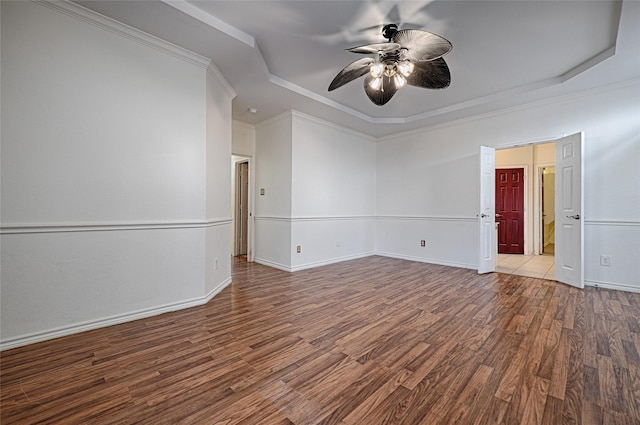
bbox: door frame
[535,162,555,255]
[231,155,254,262]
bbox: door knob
[480,213,488,218]
[495,214,503,217]
[566,214,580,220]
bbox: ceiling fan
[328,24,452,106]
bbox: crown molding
[254,109,294,130]
[152,0,625,128]
[36,0,210,69]
[291,110,377,141]
[233,120,256,130]
[162,0,254,48]
[378,78,640,142]
[207,62,237,100]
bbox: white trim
[584,220,640,227]
[376,215,477,222]
[292,216,376,222]
[376,251,477,270]
[36,0,211,69]
[585,280,640,294]
[378,78,640,143]
[207,63,237,100]
[535,163,557,255]
[232,120,256,130]
[162,0,255,48]
[33,0,632,130]
[255,109,377,140]
[0,219,232,234]
[0,277,232,351]
[290,252,375,272]
[254,257,291,272]
[255,252,375,273]
[254,216,291,222]
[255,110,293,129]
[255,215,376,222]
[561,46,616,83]
[267,76,386,124]
[291,110,377,141]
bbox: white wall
[0,1,233,349]
[254,113,293,269]
[232,121,256,157]
[205,66,236,295]
[253,111,376,271]
[376,80,640,291]
[290,112,376,270]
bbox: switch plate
[420,240,426,247]
[260,188,265,196]
[296,245,301,253]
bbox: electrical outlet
[420,240,426,247]
[260,188,265,196]
[336,242,341,248]
[600,255,611,266]
[296,245,301,253]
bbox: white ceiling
[75,0,640,138]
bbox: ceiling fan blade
[328,57,375,91]
[347,42,401,54]
[406,58,451,89]
[392,29,452,61]
[364,74,397,105]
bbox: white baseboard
[376,251,478,270]
[253,258,292,272]
[290,252,375,272]
[255,252,375,273]
[585,279,640,293]
[0,277,232,351]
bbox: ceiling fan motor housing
[382,23,398,41]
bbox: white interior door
[478,146,496,274]
[554,132,584,288]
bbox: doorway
[232,155,252,260]
[540,166,555,255]
[235,161,249,256]
[481,132,584,288]
[494,144,555,279]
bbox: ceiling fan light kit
[329,24,452,106]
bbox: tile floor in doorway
[497,253,555,280]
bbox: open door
[478,146,496,274]
[235,161,249,256]
[554,132,584,288]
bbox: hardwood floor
[2,256,639,424]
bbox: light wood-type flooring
[2,256,639,424]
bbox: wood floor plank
[2,256,639,424]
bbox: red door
[496,168,525,254]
